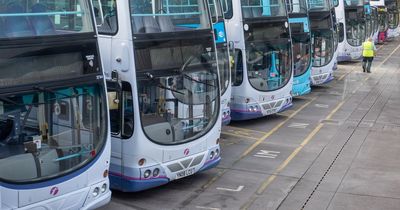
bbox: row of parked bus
[0,0,398,209]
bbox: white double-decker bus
[386,0,400,38]
[0,0,111,209]
[335,0,366,62]
[221,0,293,121]
[309,0,336,85]
[94,0,221,192]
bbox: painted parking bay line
[224,126,269,135]
[288,122,309,129]
[240,99,346,210]
[315,104,329,108]
[222,126,268,140]
[179,97,316,208]
[216,185,244,192]
[196,206,221,210]
[239,97,317,159]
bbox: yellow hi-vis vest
[362,41,374,57]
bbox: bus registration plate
[176,168,195,179]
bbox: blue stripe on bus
[289,17,310,33]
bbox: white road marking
[288,122,309,129]
[315,104,329,108]
[196,206,221,210]
[216,185,244,192]
[254,150,280,159]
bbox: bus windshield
[388,12,399,29]
[0,84,106,183]
[129,0,211,34]
[245,23,292,92]
[308,0,331,11]
[135,39,219,145]
[344,0,364,7]
[378,13,388,32]
[372,8,378,32]
[292,33,311,77]
[241,0,286,18]
[366,16,372,37]
[287,0,308,14]
[346,9,366,46]
[0,0,94,39]
[313,29,334,67]
[217,47,230,95]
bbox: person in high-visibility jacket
[362,37,377,73]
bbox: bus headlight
[101,183,107,193]
[92,187,100,197]
[210,151,215,159]
[248,106,254,112]
[215,149,220,157]
[144,170,151,178]
[153,168,160,177]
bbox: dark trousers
[362,57,374,72]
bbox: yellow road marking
[241,41,400,209]
[239,97,317,159]
[221,132,259,141]
[325,101,345,120]
[377,43,400,68]
[241,100,345,210]
[256,123,325,195]
[224,125,269,135]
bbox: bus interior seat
[242,8,253,18]
[4,3,35,37]
[142,16,161,33]
[0,153,37,180]
[157,16,175,32]
[30,3,56,35]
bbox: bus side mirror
[106,79,121,110]
[228,41,235,55]
[107,91,120,110]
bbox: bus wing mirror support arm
[228,41,235,54]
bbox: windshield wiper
[145,73,184,95]
[184,74,216,88]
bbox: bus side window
[94,0,118,34]
[232,49,243,86]
[338,23,344,43]
[221,0,233,19]
[107,82,133,139]
[121,82,134,139]
[107,85,121,134]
